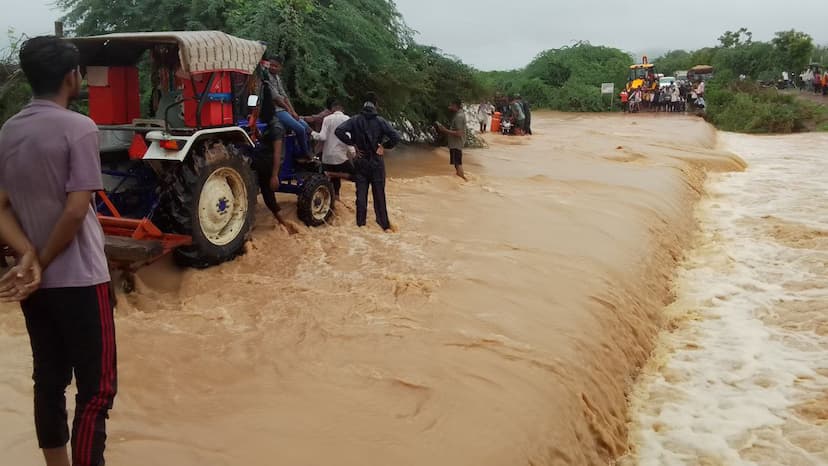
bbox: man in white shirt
[312,98,353,200]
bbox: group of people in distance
[803,68,828,95]
[620,80,705,113]
[477,94,532,136]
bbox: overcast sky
[2,0,826,69]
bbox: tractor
[69,31,334,289]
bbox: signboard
[601,83,615,94]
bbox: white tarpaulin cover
[71,31,267,74]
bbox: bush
[706,79,814,133]
[478,42,629,112]
[548,82,607,112]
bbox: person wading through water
[517,94,532,135]
[436,98,468,180]
[334,94,401,231]
[312,98,353,202]
[0,36,117,466]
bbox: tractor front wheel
[297,173,334,227]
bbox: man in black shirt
[334,96,401,231]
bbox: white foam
[629,133,828,465]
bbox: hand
[376,144,385,157]
[0,249,41,302]
[270,175,280,192]
[290,111,300,120]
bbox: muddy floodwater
[1,113,744,466]
[626,132,828,465]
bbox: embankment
[0,112,744,465]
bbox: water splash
[627,133,828,465]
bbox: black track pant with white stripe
[22,283,117,466]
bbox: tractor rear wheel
[156,142,256,268]
[297,173,334,227]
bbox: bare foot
[274,214,300,235]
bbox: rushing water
[628,132,828,465]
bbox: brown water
[0,113,742,466]
[625,132,828,465]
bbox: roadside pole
[54,21,64,38]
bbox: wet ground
[0,112,742,466]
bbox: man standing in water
[0,36,116,466]
[517,95,532,135]
[436,98,468,180]
[312,98,353,201]
[509,95,526,135]
[477,100,493,133]
[335,94,401,231]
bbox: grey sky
[395,0,828,70]
[2,0,826,69]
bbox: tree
[813,45,828,66]
[0,32,30,126]
[772,29,814,73]
[712,42,780,79]
[654,50,693,75]
[718,28,753,48]
[525,55,571,88]
[57,0,236,34]
[477,43,631,112]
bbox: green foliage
[718,28,753,48]
[710,42,780,79]
[653,29,816,83]
[813,45,828,66]
[656,50,694,76]
[477,42,630,112]
[705,79,815,133]
[772,30,814,73]
[57,0,236,34]
[0,32,30,127]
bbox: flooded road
[0,113,742,466]
[627,132,828,465]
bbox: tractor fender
[143,127,254,162]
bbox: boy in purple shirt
[0,36,116,466]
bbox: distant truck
[659,76,677,88]
[688,65,714,82]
